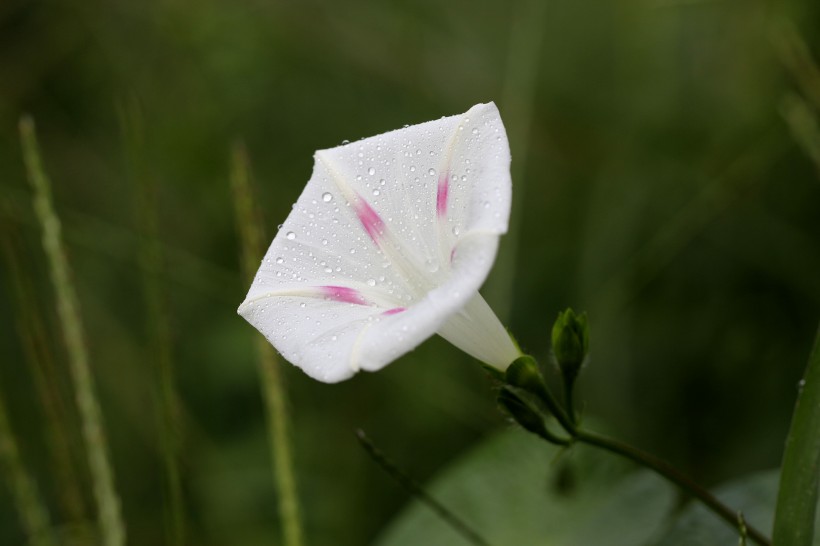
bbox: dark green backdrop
[1,0,819,544]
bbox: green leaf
[376,428,675,546]
[654,470,820,546]
[774,326,820,546]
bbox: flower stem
[504,353,772,546]
[562,376,577,426]
[574,430,771,546]
[20,115,126,546]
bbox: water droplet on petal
[372,189,380,196]
[368,167,375,175]
[452,226,460,236]
[428,168,436,176]
[276,257,284,264]
[286,231,296,240]
[322,192,333,202]
[471,127,479,135]
[367,279,376,287]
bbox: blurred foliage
[1,0,819,544]
[378,427,676,546]
[656,470,820,546]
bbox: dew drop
[379,179,386,186]
[367,279,376,287]
[372,189,380,196]
[342,139,350,144]
[428,168,436,176]
[350,249,356,254]
[452,226,460,236]
[322,192,333,202]
[286,231,296,240]
[276,257,284,264]
[368,167,375,176]
[471,127,479,135]
[300,302,306,308]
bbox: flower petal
[238,102,514,382]
[354,232,520,373]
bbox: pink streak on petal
[436,173,449,217]
[354,193,386,243]
[321,286,368,305]
[382,307,406,315]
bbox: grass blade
[1,206,90,532]
[230,141,304,546]
[0,384,56,546]
[19,115,126,546]
[773,325,820,546]
[120,99,185,546]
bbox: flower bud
[505,355,544,393]
[497,388,552,442]
[551,308,589,379]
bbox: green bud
[505,355,544,393]
[497,387,552,442]
[551,308,589,377]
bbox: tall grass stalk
[230,142,304,546]
[0,385,56,546]
[19,116,126,546]
[119,100,185,546]
[1,213,90,529]
[485,0,549,321]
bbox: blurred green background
[1,0,819,544]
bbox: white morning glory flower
[238,102,521,383]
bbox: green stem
[575,430,771,546]
[562,375,577,426]
[773,325,820,546]
[356,430,491,546]
[20,115,126,546]
[508,353,771,545]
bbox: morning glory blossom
[238,102,521,383]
